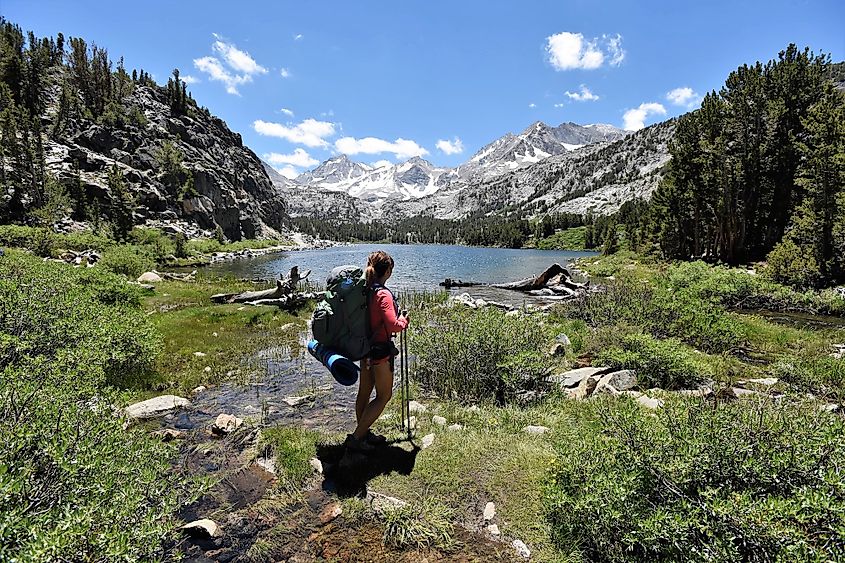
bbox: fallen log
[211,266,312,304]
[493,263,588,295]
[439,278,482,289]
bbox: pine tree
[107,164,134,241]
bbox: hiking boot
[344,433,375,453]
[364,430,387,446]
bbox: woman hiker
[345,250,410,452]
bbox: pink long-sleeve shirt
[369,287,408,343]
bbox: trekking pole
[402,309,411,440]
[399,327,407,434]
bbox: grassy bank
[3,239,844,561]
[534,226,588,251]
[0,224,293,275]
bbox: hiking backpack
[311,265,371,361]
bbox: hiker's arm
[377,291,409,332]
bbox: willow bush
[411,306,552,404]
[0,252,191,561]
[546,397,845,562]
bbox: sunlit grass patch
[140,279,306,395]
[258,426,321,491]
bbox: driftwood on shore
[439,278,482,289]
[211,266,317,309]
[492,263,588,296]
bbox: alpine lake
[201,243,599,307]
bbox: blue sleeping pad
[307,339,360,386]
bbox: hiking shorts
[369,340,399,369]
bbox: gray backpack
[311,265,371,360]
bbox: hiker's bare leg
[356,359,374,423]
[353,361,393,439]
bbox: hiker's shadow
[316,439,419,498]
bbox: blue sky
[4,0,844,177]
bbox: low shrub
[545,397,845,562]
[0,253,188,561]
[664,260,845,316]
[412,307,553,404]
[592,330,712,389]
[770,355,845,403]
[99,245,156,278]
[558,276,747,354]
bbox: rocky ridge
[43,69,287,240]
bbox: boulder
[212,413,243,435]
[282,395,311,407]
[728,387,764,399]
[598,370,638,392]
[319,503,343,525]
[421,433,436,449]
[125,395,190,419]
[368,492,408,516]
[137,271,163,283]
[523,425,550,435]
[432,415,447,426]
[447,423,463,431]
[193,351,207,358]
[309,458,324,474]
[487,524,500,536]
[255,457,276,475]
[181,519,221,539]
[573,375,599,400]
[483,502,496,521]
[513,539,531,559]
[636,395,664,410]
[738,377,779,387]
[550,366,612,389]
[408,400,428,414]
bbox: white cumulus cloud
[280,67,291,78]
[565,84,600,102]
[528,102,537,108]
[279,107,294,117]
[546,32,625,71]
[181,74,200,84]
[622,102,667,131]
[371,160,393,169]
[194,35,267,95]
[212,35,267,75]
[293,33,303,41]
[274,165,300,179]
[666,86,702,108]
[436,137,464,155]
[253,118,336,148]
[554,103,565,108]
[335,137,428,159]
[263,148,319,168]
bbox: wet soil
[161,335,518,562]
